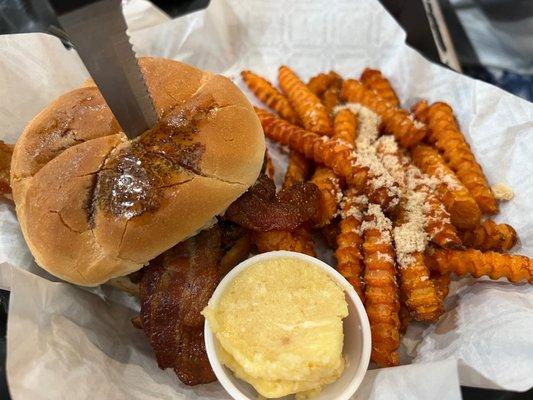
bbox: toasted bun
[11,57,265,286]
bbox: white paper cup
[204,250,371,400]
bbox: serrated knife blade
[51,0,158,139]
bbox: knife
[49,0,158,139]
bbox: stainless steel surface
[57,0,157,138]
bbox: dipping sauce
[202,257,348,399]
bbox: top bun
[10,57,265,286]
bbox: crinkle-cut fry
[310,166,341,227]
[341,79,426,148]
[426,248,533,284]
[460,219,518,252]
[322,86,342,114]
[335,188,366,300]
[411,145,481,230]
[307,71,341,96]
[362,209,400,367]
[398,252,443,321]
[430,271,451,302]
[360,68,400,107]
[404,164,461,248]
[411,100,429,120]
[278,66,333,135]
[399,294,411,334]
[422,189,463,248]
[333,108,358,146]
[253,229,316,256]
[283,151,312,190]
[256,108,399,212]
[415,102,498,214]
[241,70,299,125]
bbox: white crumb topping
[356,195,369,206]
[371,136,438,268]
[408,113,426,130]
[336,190,344,204]
[339,194,368,220]
[344,206,362,220]
[375,135,407,186]
[377,253,394,263]
[404,165,440,192]
[347,106,400,198]
[434,165,462,191]
[360,203,392,245]
[333,103,382,126]
[491,182,514,201]
[393,190,429,268]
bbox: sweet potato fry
[411,100,429,120]
[411,144,481,230]
[283,151,312,190]
[278,66,332,135]
[430,271,451,302]
[333,108,358,146]
[361,204,400,367]
[460,219,518,252]
[399,299,411,334]
[341,79,426,147]
[360,68,400,107]
[310,167,341,227]
[397,252,443,321]
[241,70,299,124]
[335,188,367,300]
[253,229,316,256]
[322,86,342,114]
[307,71,342,96]
[405,165,461,248]
[393,191,444,321]
[414,102,498,214]
[400,270,450,331]
[426,248,533,283]
[423,189,463,248]
[256,108,399,212]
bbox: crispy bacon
[224,174,320,231]
[139,227,221,385]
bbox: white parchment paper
[0,0,532,399]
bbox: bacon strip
[139,227,221,385]
[224,174,320,231]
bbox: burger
[10,57,266,286]
[9,56,321,386]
